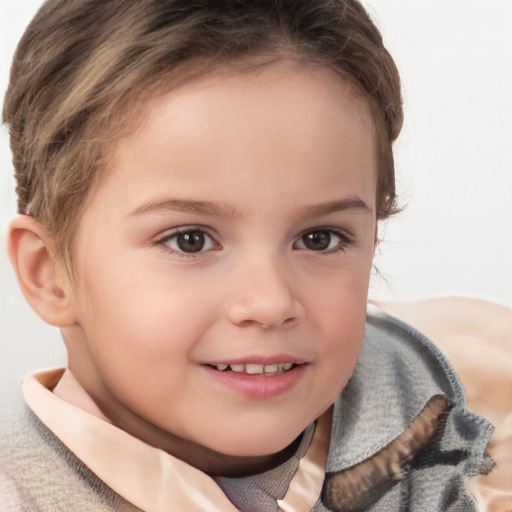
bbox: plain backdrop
[1,0,511,396]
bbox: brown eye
[158,228,218,256]
[175,231,206,253]
[294,229,349,253]
[301,231,332,251]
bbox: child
[0,0,496,510]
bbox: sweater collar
[320,306,493,511]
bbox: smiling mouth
[208,362,297,375]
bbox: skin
[55,61,378,476]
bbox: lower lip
[202,365,306,399]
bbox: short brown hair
[3,0,403,265]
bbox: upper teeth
[215,362,294,374]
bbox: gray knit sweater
[0,307,493,511]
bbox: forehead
[90,61,377,219]
[139,60,376,146]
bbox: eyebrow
[130,198,241,218]
[299,197,373,217]
[130,195,372,218]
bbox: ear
[7,215,76,327]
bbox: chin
[210,423,303,458]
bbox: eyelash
[154,226,219,259]
[154,226,352,258]
[293,228,352,254]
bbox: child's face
[63,61,378,474]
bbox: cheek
[308,261,371,392]
[309,251,372,330]
[319,288,367,362]
[73,257,218,373]
[71,268,216,416]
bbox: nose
[226,254,304,329]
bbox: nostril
[236,318,296,329]
[237,319,260,328]
[227,294,304,329]
[278,317,297,329]
[261,316,298,329]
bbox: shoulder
[0,402,139,512]
[374,296,511,350]
[373,297,512,422]
[374,297,512,511]
[323,301,497,511]
[0,403,47,511]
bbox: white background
[1,0,511,393]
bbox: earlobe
[7,215,76,327]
